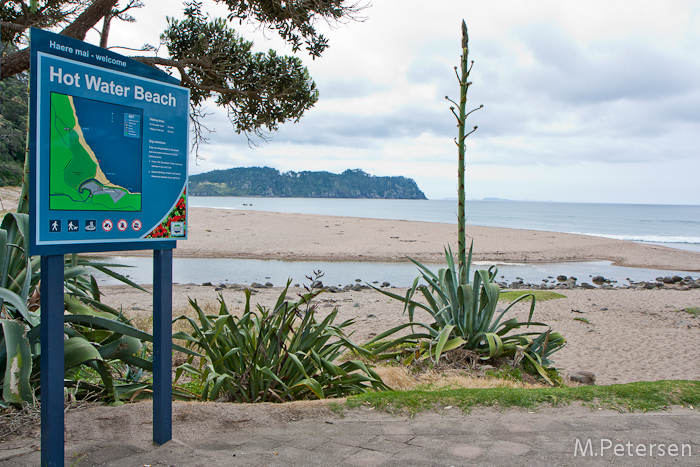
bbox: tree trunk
[99,13,113,49]
[0,0,118,80]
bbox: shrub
[0,212,196,406]
[173,279,388,402]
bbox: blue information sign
[29,29,189,255]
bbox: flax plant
[174,280,388,402]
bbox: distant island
[188,167,427,199]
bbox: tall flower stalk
[368,21,565,384]
[448,20,482,283]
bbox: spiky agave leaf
[371,245,565,383]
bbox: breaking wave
[568,233,700,244]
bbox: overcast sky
[107,1,700,204]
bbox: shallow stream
[93,256,697,288]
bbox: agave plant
[365,21,564,384]
[0,211,196,405]
[173,280,388,402]
[368,245,565,384]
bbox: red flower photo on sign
[145,189,187,238]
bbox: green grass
[573,317,591,324]
[483,366,526,382]
[680,307,700,317]
[499,291,566,302]
[345,380,700,414]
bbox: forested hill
[188,167,427,199]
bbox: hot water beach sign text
[29,28,189,255]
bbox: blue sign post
[29,28,189,466]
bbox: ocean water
[190,197,700,251]
[94,197,700,287]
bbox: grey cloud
[514,24,700,104]
[192,17,700,175]
[194,104,454,150]
[656,91,700,124]
[516,22,583,73]
[406,58,454,92]
[262,104,455,147]
[405,37,455,84]
[316,78,389,99]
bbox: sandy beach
[1,188,698,385]
[0,187,700,384]
[140,207,700,272]
[103,282,700,387]
[2,195,700,465]
[100,206,700,387]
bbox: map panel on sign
[49,92,142,211]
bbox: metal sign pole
[153,248,173,444]
[40,255,65,467]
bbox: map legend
[124,113,141,138]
